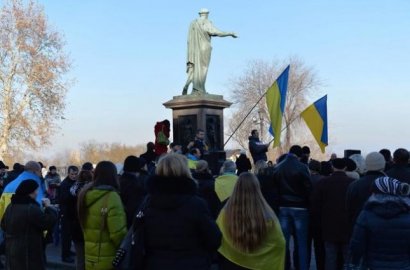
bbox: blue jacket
[349,194,410,270]
[248,136,268,164]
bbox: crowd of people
[0,129,408,270]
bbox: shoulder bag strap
[131,195,150,232]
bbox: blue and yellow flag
[301,95,328,153]
[266,65,290,147]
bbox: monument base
[163,94,232,152]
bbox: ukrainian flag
[266,65,290,147]
[301,95,328,153]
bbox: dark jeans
[279,207,309,270]
[324,241,348,270]
[61,216,72,259]
[74,242,85,270]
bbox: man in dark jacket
[187,129,209,158]
[311,158,354,270]
[273,145,312,270]
[248,129,269,164]
[140,142,158,175]
[58,165,79,263]
[308,159,325,270]
[386,148,410,184]
[119,156,147,228]
[3,163,24,188]
[346,152,386,226]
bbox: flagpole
[224,66,289,147]
[267,116,300,144]
[223,90,267,147]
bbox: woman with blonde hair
[143,153,221,270]
[217,172,285,270]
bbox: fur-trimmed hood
[147,175,198,210]
[365,193,410,219]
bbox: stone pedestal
[163,94,232,151]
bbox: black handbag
[113,196,150,270]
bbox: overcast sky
[34,0,410,157]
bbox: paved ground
[45,243,75,270]
[44,236,316,270]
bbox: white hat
[365,152,386,172]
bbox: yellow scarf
[214,174,238,202]
[217,210,286,270]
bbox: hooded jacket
[349,194,410,270]
[1,195,58,270]
[248,136,268,164]
[144,175,221,270]
[82,185,127,270]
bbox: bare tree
[228,57,321,158]
[80,141,146,164]
[0,0,71,160]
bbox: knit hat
[365,152,386,172]
[373,177,401,195]
[16,180,39,196]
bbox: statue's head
[198,8,209,17]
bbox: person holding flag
[248,129,270,164]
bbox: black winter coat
[273,155,312,208]
[144,175,221,270]
[58,177,76,216]
[192,171,221,219]
[311,171,354,242]
[1,195,58,270]
[257,168,279,214]
[386,164,410,184]
[346,171,385,226]
[119,172,147,228]
[349,194,410,269]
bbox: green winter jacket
[83,185,127,270]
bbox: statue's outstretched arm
[207,21,238,38]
